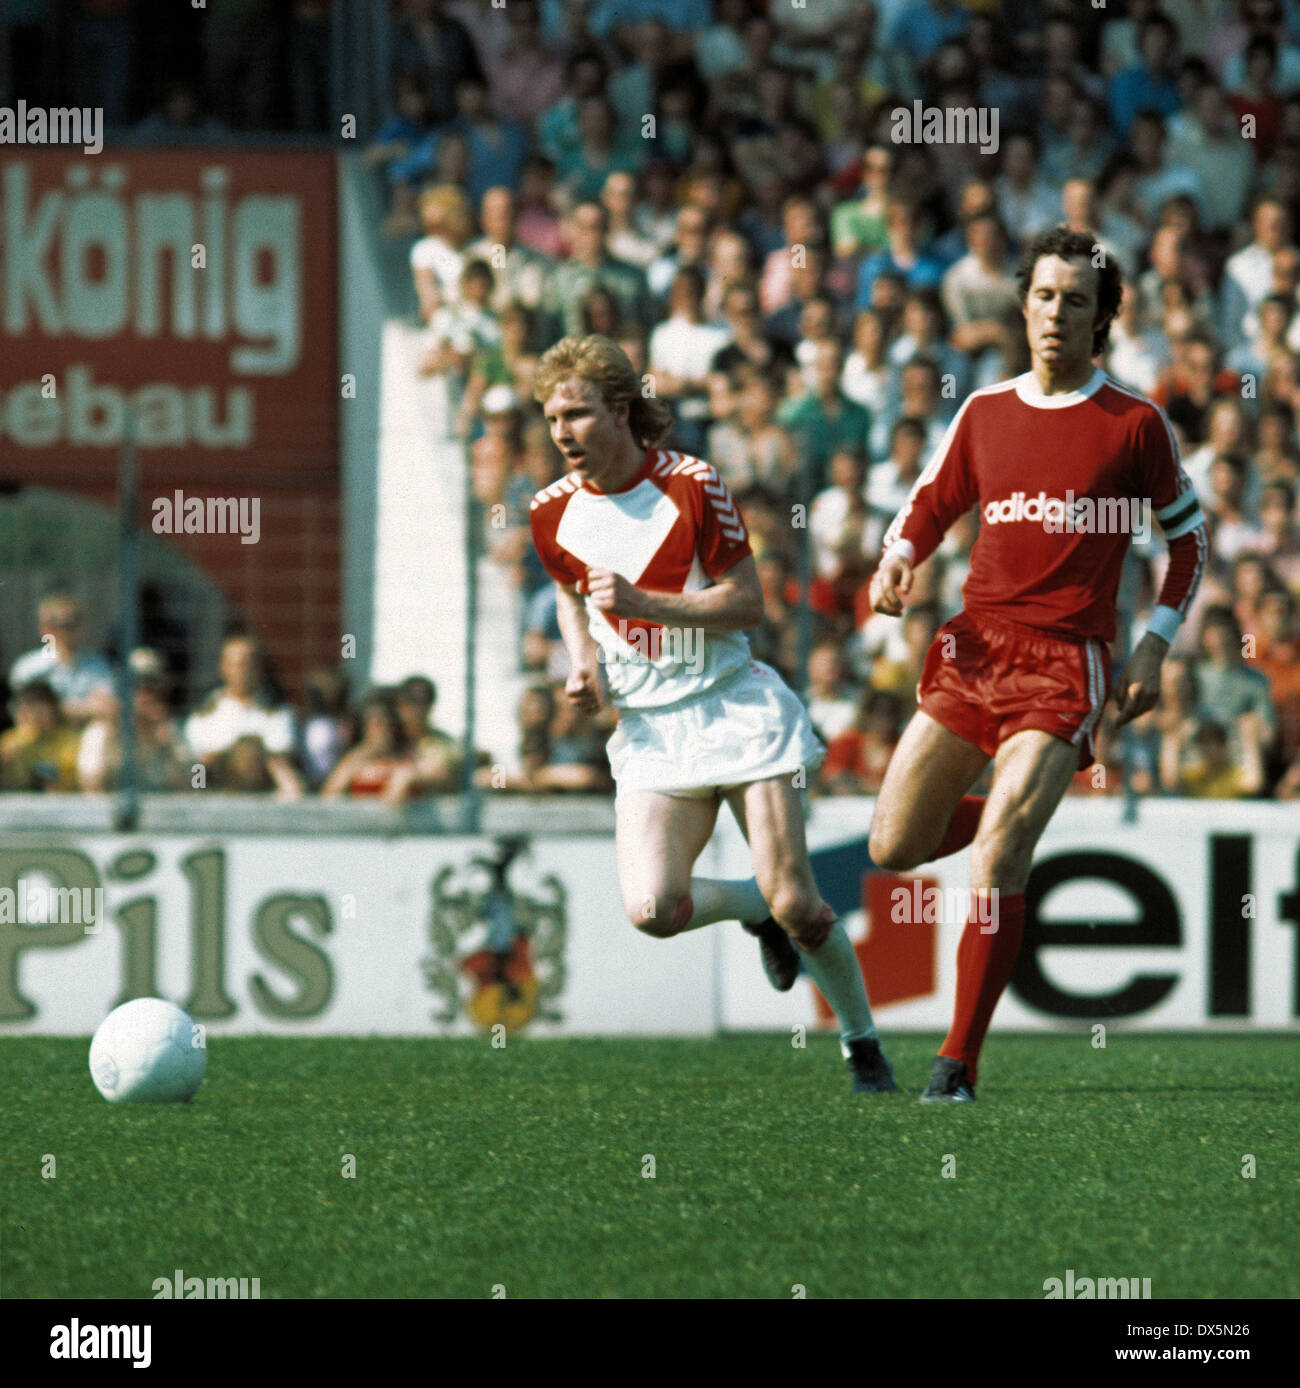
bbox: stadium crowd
[4,0,1300,803]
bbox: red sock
[932,796,986,861]
[940,891,1026,1085]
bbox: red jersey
[882,368,1208,643]
[529,447,754,708]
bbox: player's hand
[869,553,913,616]
[1113,633,1167,728]
[565,664,603,714]
[582,567,644,619]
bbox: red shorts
[917,610,1112,770]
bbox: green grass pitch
[2,1033,1296,1299]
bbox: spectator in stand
[764,244,834,352]
[994,131,1063,245]
[1168,75,1254,233]
[759,194,824,316]
[513,155,565,259]
[185,634,304,798]
[203,0,277,131]
[1228,34,1285,161]
[1227,291,1296,381]
[10,591,115,724]
[1106,280,1171,395]
[556,94,642,205]
[872,356,951,462]
[1221,196,1293,348]
[840,308,894,423]
[402,77,531,209]
[0,681,81,791]
[1195,604,1277,741]
[806,641,861,742]
[887,289,969,402]
[390,0,484,126]
[1154,331,1242,444]
[1254,584,1300,780]
[648,266,730,456]
[648,204,714,306]
[942,212,1020,384]
[77,650,189,793]
[708,367,799,497]
[1257,480,1300,591]
[808,448,874,618]
[410,185,477,324]
[702,229,755,326]
[854,196,946,310]
[777,339,872,491]
[601,171,659,270]
[1183,395,1257,510]
[867,418,928,543]
[133,78,232,142]
[1205,454,1266,560]
[1255,400,1300,484]
[819,687,907,795]
[1167,715,1267,796]
[394,676,463,794]
[1129,111,1210,229]
[711,284,796,389]
[831,144,894,262]
[1138,223,1217,331]
[542,201,654,339]
[465,187,551,322]
[1232,552,1277,643]
[365,72,435,189]
[418,259,501,388]
[457,305,541,438]
[489,0,567,126]
[1109,10,1184,136]
[298,667,354,790]
[321,690,416,802]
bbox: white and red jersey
[882,367,1209,643]
[530,447,754,708]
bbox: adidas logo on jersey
[983,490,1150,541]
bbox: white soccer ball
[89,998,207,1103]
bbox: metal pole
[114,411,140,832]
[794,447,816,699]
[462,450,482,834]
[1119,548,1139,824]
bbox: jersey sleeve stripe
[880,391,978,553]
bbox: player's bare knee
[868,821,924,873]
[764,879,820,940]
[628,891,692,939]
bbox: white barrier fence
[0,798,1296,1034]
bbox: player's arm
[871,404,977,617]
[582,553,764,633]
[1115,414,1210,727]
[555,581,605,713]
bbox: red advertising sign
[0,150,337,486]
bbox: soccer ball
[89,998,207,1103]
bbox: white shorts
[606,660,826,798]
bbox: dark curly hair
[1014,226,1125,357]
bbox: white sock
[680,877,769,931]
[799,921,878,1048]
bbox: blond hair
[418,184,475,245]
[532,334,675,448]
